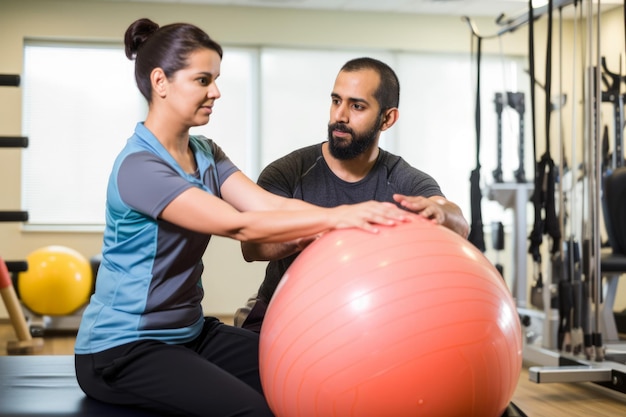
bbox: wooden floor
[2,320,626,417]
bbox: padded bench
[0,355,527,416]
[0,355,158,416]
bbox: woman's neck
[144,111,196,174]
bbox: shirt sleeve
[256,155,300,198]
[207,139,240,188]
[256,145,320,198]
[391,156,445,199]
[117,151,194,219]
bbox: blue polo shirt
[75,123,238,354]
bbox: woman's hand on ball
[331,201,408,233]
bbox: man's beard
[327,114,382,160]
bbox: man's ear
[380,108,399,131]
[151,67,167,98]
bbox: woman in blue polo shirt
[74,18,407,417]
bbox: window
[21,42,254,228]
[22,42,143,228]
[21,42,527,231]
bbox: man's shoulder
[259,142,323,183]
[284,142,323,161]
[267,142,323,170]
[378,148,401,161]
[378,148,432,180]
[377,148,406,170]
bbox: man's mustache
[329,123,353,135]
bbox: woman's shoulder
[190,135,216,156]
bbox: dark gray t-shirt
[256,142,443,303]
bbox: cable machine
[464,0,626,395]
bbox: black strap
[468,35,486,252]
[544,0,562,254]
[475,36,482,171]
[528,0,542,263]
[528,0,562,262]
[545,1,553,159]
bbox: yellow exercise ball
[18,245,93,316]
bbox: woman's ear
[151,67,167,98]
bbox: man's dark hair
[340,57,400,110]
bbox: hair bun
[124,18,160,60]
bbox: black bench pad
[0,355,527,417]
[0,355,158,416]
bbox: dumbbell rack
[0,74,29,223]
[0,73,44,354]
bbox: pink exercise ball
[259,216,522,417]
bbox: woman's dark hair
[124,18,223,101]
[340,57,400,110]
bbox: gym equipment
[0,74,20,87]
[492,91,526,184]
[529,167,626,386]
[0,355,160,416]
[0,258,44,354]
[599,57,625,170]
[490,90,531,284]
[494,92,505,182]
[18,246,93,317]
[0,136,28,148]
[596,167,626,342]
[466,21,487,252]
[491,0,626,395]
[492,220,505,276]
[487,182,535,306]
[465,0,626,401]
[260,217,522,417]
[0,73,42,354]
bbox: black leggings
[75,317,274,417]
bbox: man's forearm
[241,241,300,262]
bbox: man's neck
[321,142,380,183]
